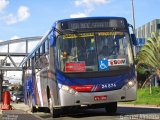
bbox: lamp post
[131,0,136,57]
[131,0,136,32]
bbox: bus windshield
[56,31,133,72]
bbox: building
[136,19,160,39]
[135,19,160,53]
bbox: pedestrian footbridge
[0,36,42,101]
[0,36,42,71]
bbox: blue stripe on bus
[25,77,36,106]
[56,70,135,92]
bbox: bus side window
[28,59,30,68]
[45,39,49,53]
[40,46,43,55]
[36,50,39,65]
[25,62,27,69]
[32,56,35,68]
[38,48,40,58]
[41,39,49,67]
[38,46,43,69]
[34,52,36,65]
[42,42,45,54]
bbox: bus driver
[98,45,109,60]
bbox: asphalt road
[34,105,160,120]
[1,103,160,120]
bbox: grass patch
[121,87,160,105]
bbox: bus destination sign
[60,19,126,30]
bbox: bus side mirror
[131,34,137,46]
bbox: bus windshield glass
[56,32,133,72]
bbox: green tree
[137,33,160,88]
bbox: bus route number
[101,83,116,89]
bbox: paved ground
[34,105,160,120]
[0,102,3,120]
[0,102,160,120]
[0,102,41,120]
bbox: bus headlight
[62,85,69,91]
[58,84,77,94]
[123,79,136,90]
[128,81,134,87]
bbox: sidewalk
[0,102,41,120]
[0,102,30,113]
[0,102,3,119]
[10,102,30,111]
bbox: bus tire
[105,102,117,114]
[48,98,61,118]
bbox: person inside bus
[62,51,68,58]
[60,51,69,70]
[98,45,109,60]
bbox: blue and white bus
[21,17,137,117]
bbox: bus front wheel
[105,102,117,114]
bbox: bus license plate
[94,95,107,101]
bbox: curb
[118,103,160,109]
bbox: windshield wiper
[63,29,79,34]
[53,27,79,35]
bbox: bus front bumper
[58,83,136,107]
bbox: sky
[0,0,160,41]
[0,0,160,83]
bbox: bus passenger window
[45,39,49,53]
[25,62,27,68]
[40,46,43,56]
[34,53,36,64]
[42,43,45,54]
[28,59,30,67]
[38,48,40,58]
